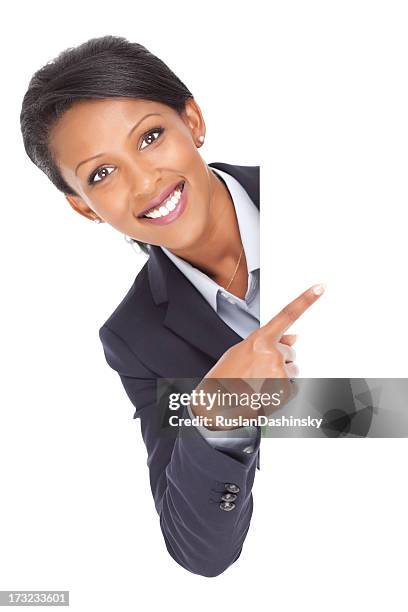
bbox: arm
[99,324,261,578]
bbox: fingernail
[312,283,326,295]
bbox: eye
[87,127,165,186]
[88,166,115,185]
[140,127,165,150]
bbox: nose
[126,157,162,203]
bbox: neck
[167,168,246,288]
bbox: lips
[137,180,185,218]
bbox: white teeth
[144,185,183,218]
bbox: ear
[181,97,206,144]
[64,194,102,223]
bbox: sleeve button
[225,483,240,493]
[221,493,237,502]
[243,445,254,454]
[220,501,236,511]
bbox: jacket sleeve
[186,399,259,453]
[99,324,261,578]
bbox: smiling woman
[19,34,304,578]
[46,95,222,257]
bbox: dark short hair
[20,35,194,255]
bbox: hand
[190,283,325,429]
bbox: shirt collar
[213,167,259,273]
[161,166,259,311]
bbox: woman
[20,35,324,577]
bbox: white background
[1,1,407,610]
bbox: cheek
[157,131,199,170]
[92,193,129,227]
[163,136,208,196]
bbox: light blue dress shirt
[161,166,260,454]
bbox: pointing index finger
[264,284,325,338]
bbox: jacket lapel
[147,162,260,362]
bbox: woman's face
[49,97,213,250]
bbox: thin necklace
[225,246,244,291]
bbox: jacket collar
[147,162,260,362]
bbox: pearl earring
[93,218,101,224]
[198,135,205,144]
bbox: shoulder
[98,259,163,351]
[209,161,259,176]
[209,162,259,206]
[99,261,149,328]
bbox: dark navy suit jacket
[99,162,261,577]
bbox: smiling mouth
[138,181,185,219]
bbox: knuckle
[272,351,285,368]
[277,344,296,362]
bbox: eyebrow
[74,112,163,175]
